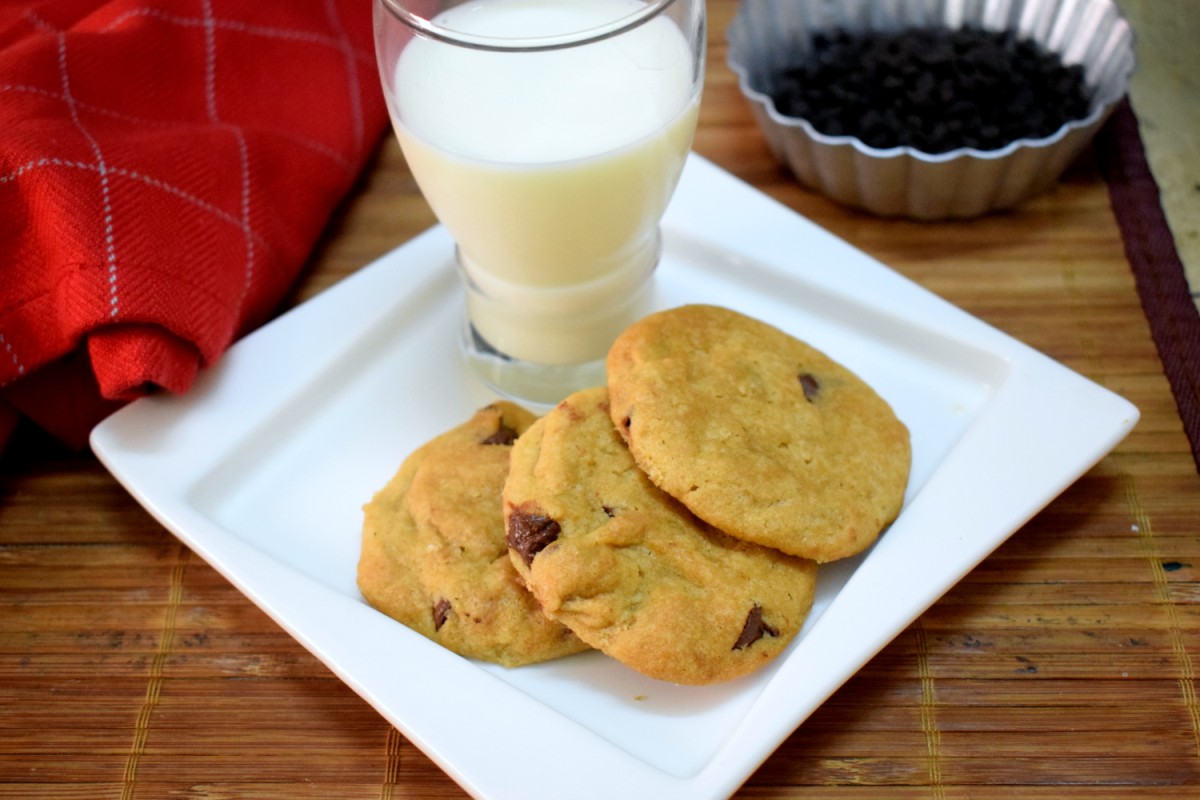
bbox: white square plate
[92,154,1138,799]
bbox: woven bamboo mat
[2,1,1199,796]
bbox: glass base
[459,320,606,408]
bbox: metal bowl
[727,0,1136,220]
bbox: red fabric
[0,0,388,452]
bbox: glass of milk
[375,0,705,404]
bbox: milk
[390,0,700,365]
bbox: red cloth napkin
[0,0,389,453]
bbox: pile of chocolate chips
[769,26,1092,153]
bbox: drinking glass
[374,0,706,403]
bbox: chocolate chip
[481,423,519,446]
[507,511,561,567]
[432,598,452,631]
[602,505,616,517]
[732,605,779,651]
[799,373,820,402]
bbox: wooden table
[4,2,1199,796]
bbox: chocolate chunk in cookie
[507,509,561,567]
[733,605,779,651]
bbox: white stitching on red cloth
[93,0,375,166]
[54,29,121,318]
[198,0,256,311]
[325,0,366,157]
[0,336,25,378]
[99,5,377,55]
[0,158,275,256]
[0,82,355,172]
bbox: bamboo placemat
[2,1,1199,796]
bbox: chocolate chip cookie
[358,402,588,667]
[606,304,911,563]
[503,387,817,685]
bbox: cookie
[606,304,910,563]
[358,402,588,667]
[503,387,817,686]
